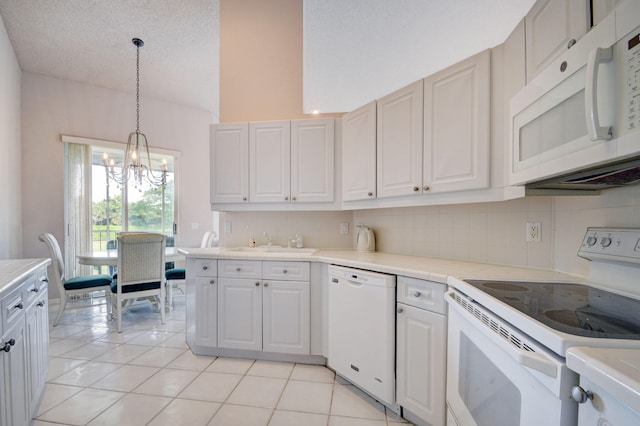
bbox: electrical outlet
[340,222,349,235]
[224,220,232,233]
[526,222,541,242]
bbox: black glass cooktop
[464,280,640,339]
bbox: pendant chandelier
[103,37,166,189]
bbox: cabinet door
[194,277,217,347]
[423,50,490,193]
[210,123,249,203]
[26,291,48,412]
[377,80,424,198]
[263,280,310,355]
[250,121,291,203]
[342,102,377,201]
[1,320,29,426]
[396,303,446,426]
[291,119,335,203]
[525,0,589,82]
[218,278,262,350]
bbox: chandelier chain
[136,41,140,134]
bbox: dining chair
[38,232,113,326]
[111,232,166,332]
[165,231,216,308]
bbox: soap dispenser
[296,234,304,248]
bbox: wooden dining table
[77,247,182,266]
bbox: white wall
[21,73,214,265]
[0,12,22,259]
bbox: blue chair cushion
[165,268,186,281]
[64,274,113,291]
[110,280,162,294]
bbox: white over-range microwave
[509,1,640,191]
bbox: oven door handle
[446,291,558,378]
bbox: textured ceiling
[0,0,220,120]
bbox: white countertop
[567,346,640,414]
[0,258,51,297]
[178,247,580,285]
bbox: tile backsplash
[218,185,640,278]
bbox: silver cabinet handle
[264,282,269,287]
[236,267,241,272]
[423,186,430,191]
[397,306,403,314]
[202,265,208,270]
[37,300,46,307]
[567,38,576,49]
[255,282,260,286]
[14,303,23,310]
[368,192,373,197]
[571,386,593,403]
[209,279,215,284]
[31,287,39,293]
[292,197,296,201]
[243,197,247,201]
[413,186,420,192]
[282,269,288,274]
[413,291,421,298]
[41,277,48,283]
[285,196,289,201]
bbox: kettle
[356,225,375,252]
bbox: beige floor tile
[269,410,329,426]
[96,329,145,344]
[329,416,387,426]
[330,384,387,421]
[48,338,86,357]
[59,341,119,360]
[247,360,294,378]
[227,376,287,408]
[206,357,254,374]
[166,348,214,371]
[48,324,90,339]
[208,404,273,426]
[148,398,221,425]
[91,364,160,392]
[290,364,335,383]
[129,346,185,367]
[47,357,87,381]
[36,383,83,416]
[125,329,175,346]
[87,392,172,426]
[37,388,125,425]
[179,371,243,402]
[277,380,333,414]
[133,367,199,397]
[159,332,189,348]
[93,343,152,364]
[50,361,121,387]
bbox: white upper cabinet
[250,121,291,203]
[376,80,424,198]
[341,102,377,201]
[423,50,490,193]
[210,123,249,203]
[291,118,335,203]
[525,0,589,82]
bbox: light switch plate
[340,222,349,235]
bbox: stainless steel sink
[222,246,318,255]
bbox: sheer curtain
[64,143,93,277]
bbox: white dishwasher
[328,265,396,406]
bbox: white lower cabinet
[0,259,50,426]
[396,276,447,426]
[188,258,310,357]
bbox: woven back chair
[38,233,112,326]
[111,232,166,332]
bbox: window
[63,135,179,276]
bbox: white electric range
[446,227,640,426]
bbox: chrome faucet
[263,232,272,246]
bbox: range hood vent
[525,156,640,194]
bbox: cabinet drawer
[263,261,310,281]
[24,269,48,306]
[397,276,446,314]
[2,285,26,329]
[218,260,261,279]
[187,258,217,277]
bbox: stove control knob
[600,237,612,248]
[586,236,597,246]
[571,386,594,404]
